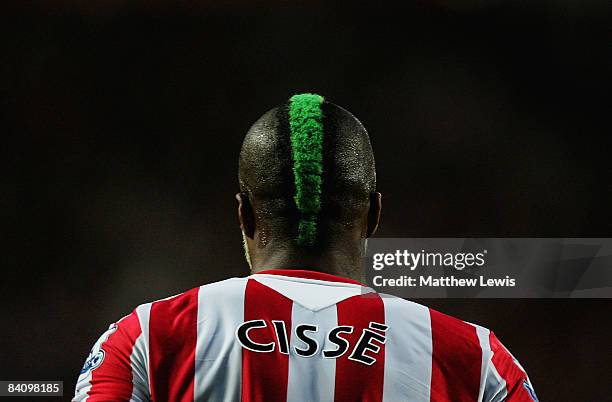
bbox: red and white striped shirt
[73,269,537,402]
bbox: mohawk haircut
[239,94,376,250]
[288,93,325,245]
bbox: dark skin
[236,191,382,281]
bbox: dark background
[2,1,610,401]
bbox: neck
[249,243,366,282]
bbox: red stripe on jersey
[429,309,482,402]
[489,332,533,401]
[241,279,293,402]
[149,288,199,402]
[87,311,142,401]
[334,293,385,402]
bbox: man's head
[237,94,381,279]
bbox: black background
[2,1,610,401]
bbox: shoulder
[138,277,249,327]
[146,277,249,311]
[381,294,484,333]
[381,294,486,356]
[428,307,487,348]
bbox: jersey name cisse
[235,320,388,365]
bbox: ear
[366,192,382,238]
[236,192,255,239]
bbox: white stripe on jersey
[252,274,369,311]
[471,322,509,402]
[487,352,509,402]
[381,295,433,402]
[286,303,337,402]
[473,324,493,402]
[73,323,118,401]
[194,278,248,402]
[131,303,151,401]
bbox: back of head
[238,94,376,257]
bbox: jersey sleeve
[73,308,149,402]
[482,331,538,402]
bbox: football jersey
[73,269,538,402]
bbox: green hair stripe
[288,93,325,246]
